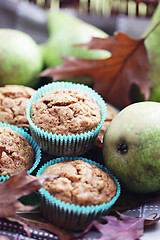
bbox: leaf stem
[144,20,160,40]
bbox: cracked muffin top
[0,126,34,176]
[31,88,101,135]
[42,159,117,206]
[0,85,35,128]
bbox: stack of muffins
[0,85,41,180]
[27,81,121,230]
[0,82,121,231]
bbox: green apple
[0,29,43,87]
[143,3,160,101]
[103,101,160,193]
[41,10,110,68]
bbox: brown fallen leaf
[6,210,160,240]
[10,211,75,240]
[0,169,50,218]
[75,212,160,240]
[144,214,160,226]
[41,32,151,110]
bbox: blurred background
[0,0,158,44]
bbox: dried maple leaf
[75,212,160,240]
[41,32,151,110]
[5,211,160,240]
[0,169,50,218]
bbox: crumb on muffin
[31,88,101,135]
[0,85,35,128]
[42,160,117,206]
[0,126,34,176]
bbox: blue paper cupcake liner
[0,122,41,181]
[26,81,107,156]
[36,156,121,231]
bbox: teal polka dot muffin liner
[0,122,41,181]
[26,81,107,156]
[36,157,121,231]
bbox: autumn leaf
[0,169,51,218]
[75,212,160,240]
[10,211,75,240]
[40,32,151,110]
[4,210,160,240]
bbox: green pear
[0,29,43,87]
[103,101,160,193]
[143,3,160,101]
[41,10,110,69]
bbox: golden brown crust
[0,85,35,128]
[42,160,117,206]
[31,88,101,135]
[0,126,34,176]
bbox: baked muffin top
[42,159,117,206]
[31,88,101,135]
[0,126,34,176]
[0,85,35,128]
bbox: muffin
[0,122,41,179]
[42,159,117,206]
[36,157,121,230]
[31,88,101,136]
[27,82,106,156]
[97,103,119,143]
[0,85,35,128]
